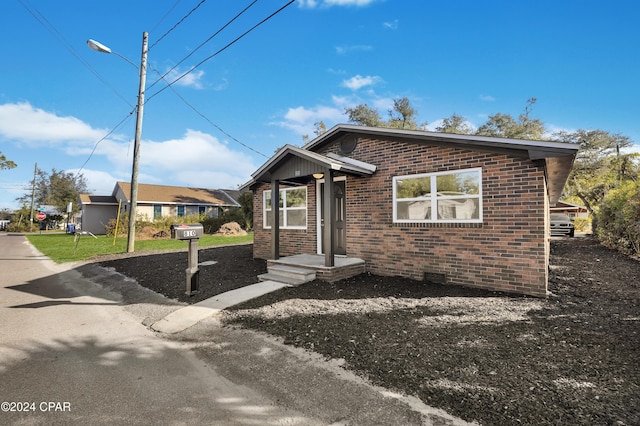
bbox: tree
[595,180,640,255]
[17,168,88,215]
[1,152,17,170]
[237,191,253,230]
[387,97,418,129]
[345,104,382,127]
[476,98,546,140]
[302,121,328,143]
[436,113,474,134]
[554,129,637,213]
[346,97,423,129]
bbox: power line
[149,65,268,158]
[149,0,185,36]
[17,0,134,108]
[146,0,295,102]
[146,0,258,93]
[149,0,209,50]
[74,112,136,179]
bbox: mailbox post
[170,224,204,296]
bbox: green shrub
[201,208,245,234]
[595,180,640,256]
[572,217,592,233]
[105,209,247,237]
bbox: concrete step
[258,264,316,286]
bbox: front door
[319,180,347,255]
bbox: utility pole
[126,31,148,253]
[29,163,37,231]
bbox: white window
[264,187,307,229]
[393,168,482,223]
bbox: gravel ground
[97,238,640,425]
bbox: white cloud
[372,96,394,112]
[479,94,496,102]
[383,19,398,30]
[0,102,107,146]
[543,124,577,140]
[65,169,121,196]
[140,129,257,183]
[275,105,345,136]
[164,66,206,89]
[624,143,640,155]
[331,95,351,108]
[0,103,256,208]
[67,128,257,188]
[342,75,383,91]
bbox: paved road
[0,234,471,426]
[0,234,321,425]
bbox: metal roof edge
[303,124,579,158]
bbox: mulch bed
[98,244,267,304]
[97,238,640,425]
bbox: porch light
[313,173,324,179]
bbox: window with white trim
[393,168,482,223]
[263,187,307,229]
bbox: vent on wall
[340,136,358,154]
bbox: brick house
[246,124,578,297]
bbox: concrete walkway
[151,280,290,334]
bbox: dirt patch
[216,222,247,236]
[96,238,639,425]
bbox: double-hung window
[393,168,482,223]
[263,187,307,229]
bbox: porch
[261,254,366,285]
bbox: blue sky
[1,0,639,210]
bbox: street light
[87,32,148,253]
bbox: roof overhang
[305,124,578,158]
[246,144,376,188]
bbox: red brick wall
[254,136,549,297]
[253,182,318,259]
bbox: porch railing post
[271,179,280,260]
[323,169,335,267]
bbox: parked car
[550,213,575,237]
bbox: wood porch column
[322,169,335,267]
[271,179,280,260]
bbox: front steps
[258,264,316,286]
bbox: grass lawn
[26,233,253,263]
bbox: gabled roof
[113,182,240,206]
[248,144,376,187]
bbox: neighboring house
[79,182,241,235]
[245,124,578,297]
[550,201,589,219]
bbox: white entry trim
[316,176,347,255]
